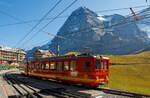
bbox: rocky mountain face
[26,7,150,57]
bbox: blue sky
[0,0,149,50]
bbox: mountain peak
[77,6,88,11]
[72,6,97,17]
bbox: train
[24,54,109,86]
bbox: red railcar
[24,54,109,86]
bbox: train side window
[30,65,32,69]
[45,63,49,70]
[36,64,39,70]
[57,62,62,71]
[42,64,45,69]
[34,64,37,69]
[28,65,31,69]
[96,60,99,70]
[64,62,69,71]
[101,61,104,69]
[39,64,42,69]
[50,62,56,70]
[84,61,90,72]
[70,61,76,71]
[32,64,34,69]
[105,61,108,70]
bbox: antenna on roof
[130,8,139,21]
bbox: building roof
[36,49,55,55]
[0,46,26,54]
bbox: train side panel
[24,56,109,86]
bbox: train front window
[84,61,90,72]
[96,60,99,70]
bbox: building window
[84,61,90,72]
[64,62,69,71]
[57,62,62,71]
[50,62,56,70]
[70,61,76,71]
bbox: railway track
[3,70,150,98]
[3,71,92,98]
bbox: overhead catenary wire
[14,0,63,48]
[21,0,78,48]
[0,4,149,28]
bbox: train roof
[27,53,109,62]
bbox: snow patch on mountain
[97,14,106,21]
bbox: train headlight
[96,76,99,80]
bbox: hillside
[102,51,150,94]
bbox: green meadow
[102,51,150,94]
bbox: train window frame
[57,62,62,71]
[50,62,56,70]
[84,61,90,72]
[64,61,69,71]
[96,59,99,70]
[70,61,76,71]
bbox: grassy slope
[102,51,150,94]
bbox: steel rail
[94,87,150,98]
